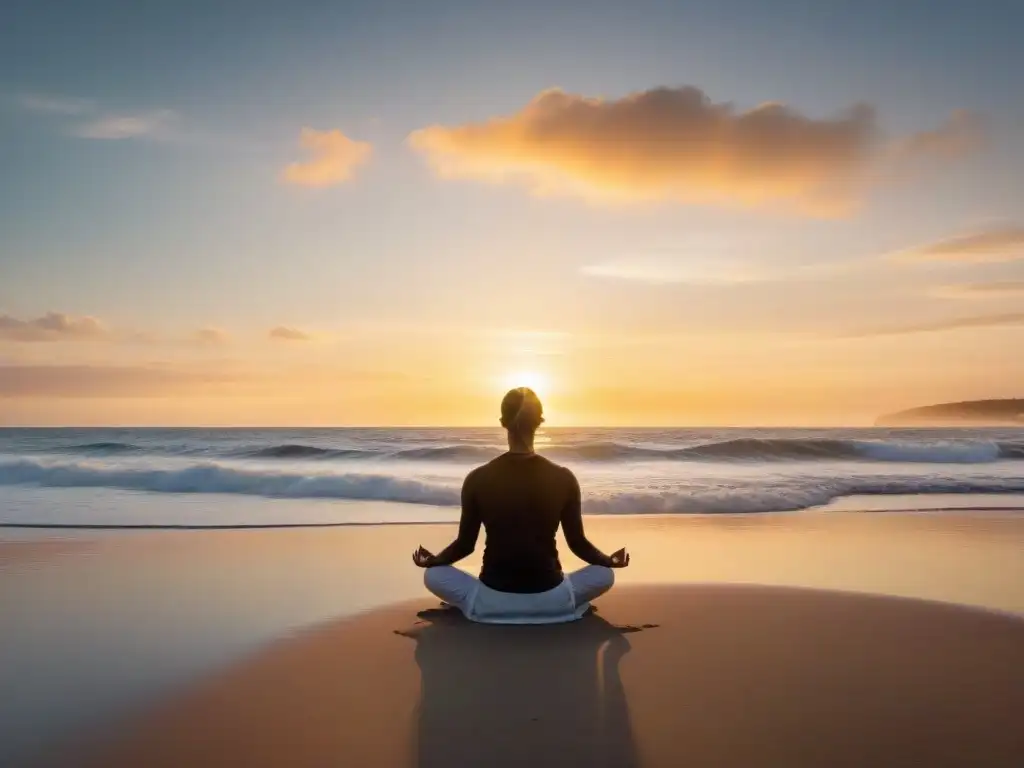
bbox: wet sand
[74,585,1024,768]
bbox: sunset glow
[500,370,550,396]
[1,2,1022,426]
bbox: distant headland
[877,399,1024,426]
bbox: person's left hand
[412,546,436,568]
[608,547,630,568]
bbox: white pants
[423,565,615,624]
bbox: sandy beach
[4,510,1023,767]
[72,585,1024,768]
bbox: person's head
[500,387,544,443]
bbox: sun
[500,370,549,395]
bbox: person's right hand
[412,546,436,568]
[608,547,630,568]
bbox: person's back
[465,452,575,593]
[412,387,629,623]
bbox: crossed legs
[423,565,615,616]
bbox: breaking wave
[63,442,144,454]
[244,445,369,459]
[47,437,1024,464]
[0,458,458,506]
[3,457,1024,517]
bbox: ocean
[2,426,1024,528]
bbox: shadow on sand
[396,608,655,768]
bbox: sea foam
[3,456,1024,524]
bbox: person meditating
[412,387,629,623]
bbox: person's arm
[420,473,482,567]
[560,470,615,567]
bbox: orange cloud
[282,128,372,187]
[893,226,1024,263]
[409,86,981,214]
[269,326,313,341]
[0,312,107,342]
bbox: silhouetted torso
[462,453,578,593]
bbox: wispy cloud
[893,110,986,162]
[0,365,237,398]
[932,281,1024,299]
[581,243,856,286]
[14,91,180,142]
[582,256,772,285]
[845,312,1024,338]
[192,327,230,345]
[0,364,408,399]
[269,326,313,341]
[892,225,1024,263]
[72,109,178,141]
[0,314,308,348]
[0,312,108,342]
[17,93,94,116]
[409,85,983,215]
[282,128,372,187]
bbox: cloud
[895,110,986,161]
[0,312,107,342]
[0,365,235,398]
[269,326,313,341]
[846,312,1024,338]
[192,328,230,345]
[282,128,372,187]
[18,93,94,116]
[932,281,1024,299]
[15,93,179,142]
[408,86,981,214]
[0,364,407,399]
[582,256,774,285]
[73,109,178,140]
[893,226,1024,263]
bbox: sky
[1,0,1023,426]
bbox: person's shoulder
[464,463,489,484]
[558,462,580,487]
[464,455,505,483]
[534,455,578,484]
